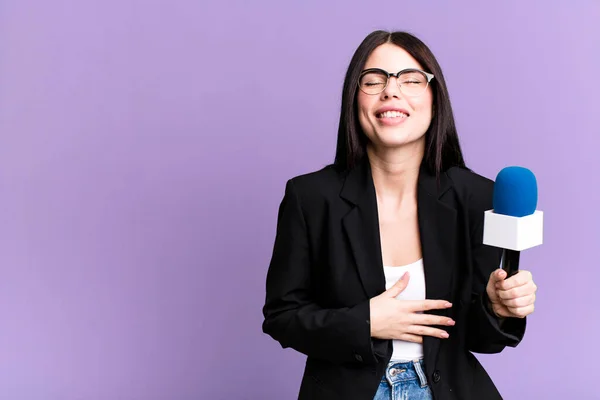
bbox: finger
[395,333,423,344]
[496,270,533,291]
[407,325,450,339]
[410,314,455,327]
[498,293,535,308]
[507,304,534,318]
[489,268,507,285]
[496,281,537,300]
[405,299,452,312]
[386,272,410,298]
[487,269,506,301]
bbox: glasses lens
[359,71,388,94]
[398,70,429,97]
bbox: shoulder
[283,163,345,203]
[446,166,496,214]
[274,164,346,218]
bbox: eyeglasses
[358,68,434,97]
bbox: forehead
[364,43,423,72]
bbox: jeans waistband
[383,358,428,388]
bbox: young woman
[262,30,537,400]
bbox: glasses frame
[358,68,435,97]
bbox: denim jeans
[373,359,433,400]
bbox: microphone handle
[501,249,520,277]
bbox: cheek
[356,94,369,115]
[409,96,433,121]
[356,95,374,132]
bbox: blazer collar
[339,157,452,206]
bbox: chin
[376,133,421,147]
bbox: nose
[381,76,403,99]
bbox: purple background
[1,1,599,399]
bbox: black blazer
[262,159,526,400]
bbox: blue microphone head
[493,166,538,217]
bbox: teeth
[378,111,408,119]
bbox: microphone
[483,166,543,277]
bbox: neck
[366,139,424,202]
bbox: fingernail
[445,302,452,307]
[442,332,449,338]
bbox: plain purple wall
[1,1,599,399]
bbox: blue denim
[373,359,433,400]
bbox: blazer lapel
[417,164,458,368]
[340,159,386,300]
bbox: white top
[383,258,425,361]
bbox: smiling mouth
[376,111,409,119]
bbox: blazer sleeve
[465,176,527,354]
[262,179,377,365]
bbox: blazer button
[355,354,363,362]
[432,370,441,383]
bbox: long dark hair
[334,30,467,178]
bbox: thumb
[491,268,507,284]
[386,272,410,298]
[487,268,506,295]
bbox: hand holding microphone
[483,166,542,319]
[486,267,536,318]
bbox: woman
[262,30,537,400]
